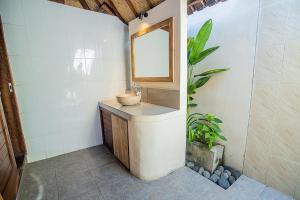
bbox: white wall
[0,0,128,162]
[188,0,259,170]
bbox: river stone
[224,165,235,172]
[214,169,221,176]
[203,170,210,179]
[224,170,231,176]
[228,176,236,185]
[186,161,194,168]
[198,167,204,174]
[218,177,230,189]
[217,166,224,173]
[221,172,229,179]
[192,165,200,172]
[209,174,220,183]
[232,170,241,179]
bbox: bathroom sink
[116,93,141,106]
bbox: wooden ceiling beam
[78,0,90,10]
[125,0,138,17]
[94,0,102,9]
[145,0,154,9]
[49,0,65,4]
[106,0,127,24]
[99,2,116,15]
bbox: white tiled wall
[0,0,129,162]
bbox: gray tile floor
[17,145,294,200]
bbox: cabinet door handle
[8,83,13,93]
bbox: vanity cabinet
[111,115,129,169]
[99,100,185,180]
[100,109,114,152]
[100,108,130,169]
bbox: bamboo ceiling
[49,0,226,24]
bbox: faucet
[132,82,142,97]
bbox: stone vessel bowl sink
[116,93,141,106]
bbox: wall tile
[270,106,300,163]
[243,137,269,184]
[289,0,300,23]
[14,85,38,114]
[265,157,300,196]
[21,0,46,27]
[9,55,32,85]
[277,83,300,115]
[44,133,64,158]
[99,59,127,83]
[2,0,129,162]
[146,88,180,109]
[3,24,29,56]
[83,58,101,81]
[245,0,300,197]
[26,137,47,162]
[44,2,68,57]
[281,60,300,84]
[0,0,25,25]
[254,44,284,83]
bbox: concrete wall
[244,0,300,199]
[188,0,259,171]
[0,0,128,162]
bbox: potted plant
[186,19,228,173]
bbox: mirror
[131,17,174,82]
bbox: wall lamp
[138,12,148,20]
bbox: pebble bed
[186,161,241,190]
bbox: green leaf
[190,19,213,61]
[189,96,194,101]
[190,46,219,65]
[194,68,230,77]
[187,37,195,53]
[209,123,222,133]
[196,124,203,130]
[205,132,210,139]
[202,125,210,132]
[213,118,223,123]
[218,135,227,141]
[188,103,197,107]
[194,76,210,88]
[188,126,195,143]
[188,84,196,95]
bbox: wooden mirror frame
[131,17,174,82]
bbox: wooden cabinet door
[0,95,19,200]
[111,115,129,169]
[100,109,114,152]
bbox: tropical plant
[187,19,228,149]
[187,113,226,149]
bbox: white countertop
[99,99,180,121]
